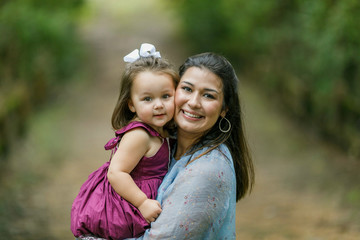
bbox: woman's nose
[188,93,201,108]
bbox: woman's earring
[219,117,231,133]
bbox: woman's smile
[181,109,203,119]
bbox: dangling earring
[219,117,231,133]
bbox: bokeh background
[0,0,359,239]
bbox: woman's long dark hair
[179,52,255,201]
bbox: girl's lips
[154,114,166,118]
[182,110,203,119]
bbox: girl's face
[174,67,226,137]
[128,71,175,132]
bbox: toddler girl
[71,43,178,239]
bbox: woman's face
[174,67,226,137]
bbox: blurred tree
[172,0,360,157]
[0,0,85,157]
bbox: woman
[138,52,255,239]
[81,52,254,239]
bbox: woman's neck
[174,129,202,160]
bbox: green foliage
[0,0,85,235]
[174,0,360,157]
[0,0,85,157]
[346,188,360,207]
[0,0,83,86]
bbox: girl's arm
[107,128,162,223]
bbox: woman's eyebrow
[182,81,219,94]
[204,88,219,94]
[181,81,194,86]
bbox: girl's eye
[162,94,170,99]
[182,86,192,92]
[143,97,152,101]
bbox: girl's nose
[154,99,164,109]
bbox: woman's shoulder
[181,144,235,190]
[194,144,232,162]
[189,144,234,172]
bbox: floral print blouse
[137,143,237,239]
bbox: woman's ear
[128,100,136,113]
[220,107,228,118]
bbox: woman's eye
[182,86,192,92]
[204,93,215,99]
[143,97,152,101]
[162,94,170,99]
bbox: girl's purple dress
[71,121,170,239]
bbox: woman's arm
[107,128,162,222]
[143,149,235,239]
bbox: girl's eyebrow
[182,81,220,94]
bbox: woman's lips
[182,110,203,119]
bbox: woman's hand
[138,199,162,223]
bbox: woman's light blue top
[136,143,237,239]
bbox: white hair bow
[123,43,161,63]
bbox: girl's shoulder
[105,121,161,151]
[115,121,161,138]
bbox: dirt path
[5,0,360,239]
[236,86,360,240]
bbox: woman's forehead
[180,67,223,89]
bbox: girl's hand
[138,199,162,223]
